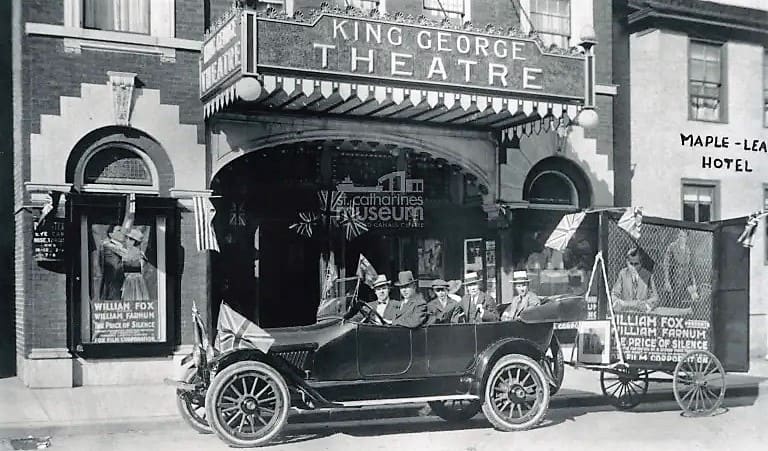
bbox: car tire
[176,366,212,434]
[482,354,550,432]
[205,361,290,448]
[428,399,482,422]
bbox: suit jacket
[352,299,399,324]
[500,292,541,321]
[392,293,428,328]
[426,297,459,325]
[611,267,659,311]
[452,291,499,323]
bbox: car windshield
[315,277,360,322]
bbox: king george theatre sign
[201,11,585,100]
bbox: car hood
[266,318,352,350]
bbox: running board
[337,394,480,408]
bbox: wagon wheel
[176,366,211,434]
[673,350,725,417]
[482,354,550,431]
[428,399,482,422]
[205,361,290,448]
[600,368,649,410]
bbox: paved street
[13,394,765,451]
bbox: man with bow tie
[452,272,499,323]
[352,275,398,324]
[611,248,659,313]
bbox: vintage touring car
[173,294,581,447]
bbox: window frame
[65,0,175,39]
[687,38,728,124]
[528,0,571,49]
[763,48,767,128]
[681,179,720,223]
[347,0,383,12]
[423,0,470,25]
[74,142,160,195]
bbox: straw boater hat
[372,274,390,289]
[394,270,417,287]
[511,270,530,284]
[431,279,450,289]
[127,228,144,242]
[462,272,483,286]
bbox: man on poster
[611,248,659,313]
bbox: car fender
[467,337,552,398]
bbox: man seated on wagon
[611,248,659,313]
[500,271,541,321]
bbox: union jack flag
[289,212,318,238]
[338,207,368,240]
[737,211,763,248]
[545,212,586,252]
[214,303,274,354]
[228,201,247,226]
[618,207,643,240]
[318,190,346,227]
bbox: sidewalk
[1,357,767,439]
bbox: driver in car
[352,274,398,324]
[392,270,428,328]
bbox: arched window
[75,142,159,194]
[527,170,578,206]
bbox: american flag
[215,303,274,354]
[193,196,220,252]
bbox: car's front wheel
[482,354,550,431]
[428,399,482,422]
[205,361,290,448]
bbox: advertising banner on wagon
[615,313,710,364]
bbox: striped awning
[204,75,582,130]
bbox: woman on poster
[121,228,150,301]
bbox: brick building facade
[11,0,622,387]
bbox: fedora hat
[431,279,449,289]
[394,270,417,287]
[127,228,144,242]
[372,274,391,288]
[511,270,530,284]
[463,272,483,286]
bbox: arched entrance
[210,139,491,328]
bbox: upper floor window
[83,0,151,34]
[530,0,570,49]
[244,0,286,13]
[347,0,380,11]
[689,40,725,122]
[763,50,767,126]
[527,171,578,206]
[682,182,716,223]
[423,0,466,25]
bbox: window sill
[25,23,201,62]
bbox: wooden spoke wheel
[482,354,550,431]
[428,399,482,422]
[176,366,211,434]
[673,350,725,417]
[600,368,649,410]
[205,361,290,448]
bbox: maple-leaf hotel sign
[201,11,585,101]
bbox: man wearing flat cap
[501,270,541,321]
[452,272,499,323]
[391,270,428,328]
[426,279,459,325]
[352,274,399,324]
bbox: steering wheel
[357,301,386,325]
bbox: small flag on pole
[121,192,136,231]
[193,196,220,252]
[35,192,57,232]
[545,212,586,251]
[215,303,274,354]
[737,212,762,248]
[322,251,338,299]
[618,207,643,240]
[356,254,378,288]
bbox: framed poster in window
[417,238,443,279]
[463,238,483,272]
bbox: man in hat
[426,279,460,325]
[501,271,541,321]
[392,270,428,328]
[452,272,499,323]
[352,275,399,324]
[612,248,658,313]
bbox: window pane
[683,203,696,222]
[83,0,150,34]
[698,204,711,222]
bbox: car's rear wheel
[482,354,550,431]
[428,399,482,422]
[545,339,565,395]
[205,361,290,448]
[176,366,211,434]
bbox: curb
[1,383,760,439]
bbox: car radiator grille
[273,350,311,370]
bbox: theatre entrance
[210,140,491,328]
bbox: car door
[357,324,413,377]
[426,323,477,374]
